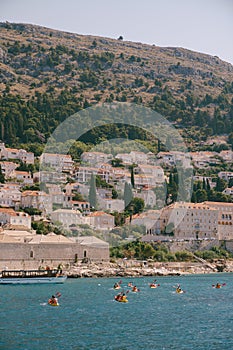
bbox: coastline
[66,259,233,278]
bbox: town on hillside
[0,140,233,270]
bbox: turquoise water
[1,273,233,350]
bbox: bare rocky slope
[0,22,232,101]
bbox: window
[30,251,34,258]
[84,250,87,258]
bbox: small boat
[0,269,67,284]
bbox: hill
[0,22,233,150]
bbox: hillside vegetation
[0,22,233,151]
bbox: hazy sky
[0,0,233,64]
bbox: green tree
[0,165,5,183]
[195,189,208,203]
[215,177,227,192]
[124,182,133,208]
[88,173,97,209]
[130,166,135,188]
[130,197,145,214]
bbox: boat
[149,283,160,288]
[0,269,67,284]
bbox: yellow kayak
[176,289,184,294]
[115,296,128,303]
[48,299,59,306]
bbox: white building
[0,161,18,178]
[51,209,83,228]
[136,164,165,184]
[0,186,21,208]
[81,152,113,165]
[218,172,233,182]
[203,201,233,240]
[0,208,31,229]
[159,202,218,240]
[14,171,33,185]
[85,211,115,230]
[98,198,125,212]
[0,143,34,164]
[21,190,52,214]
[40,153,74,173]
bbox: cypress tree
[89,173,97,209]
[130,166,135,188]
[124,182,133,208]
[0,166,5,183]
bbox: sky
[0,0,233,64]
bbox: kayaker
[114,282,120,289]
[176,285,182,293]
[132,285,138,292]
[49,295,58,304]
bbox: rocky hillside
[0,22,233,148]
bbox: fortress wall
[0,242,109,270]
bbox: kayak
[48,299,59,306]
[115,296,128,303]
[150,284,159,288]
[176,289,184,294]
[132,288,139,292]
[114,285,121,290]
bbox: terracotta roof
[203,201,233,207]
[88,211,113,217]
[28,233,74,244]
[0,208,16,214]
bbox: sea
[0,273,233,350]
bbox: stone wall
[0,242,109,270]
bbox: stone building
[159,202,218,240]
[85,211,115,230]
[203,201,233,240]
[51,208,83,228]
[0,231,109,270]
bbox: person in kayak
[49,295,58,305]
[114,282,120,289]
[115,292,127,302]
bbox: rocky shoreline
[65,259,233,278]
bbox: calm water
[0,273,233,350]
